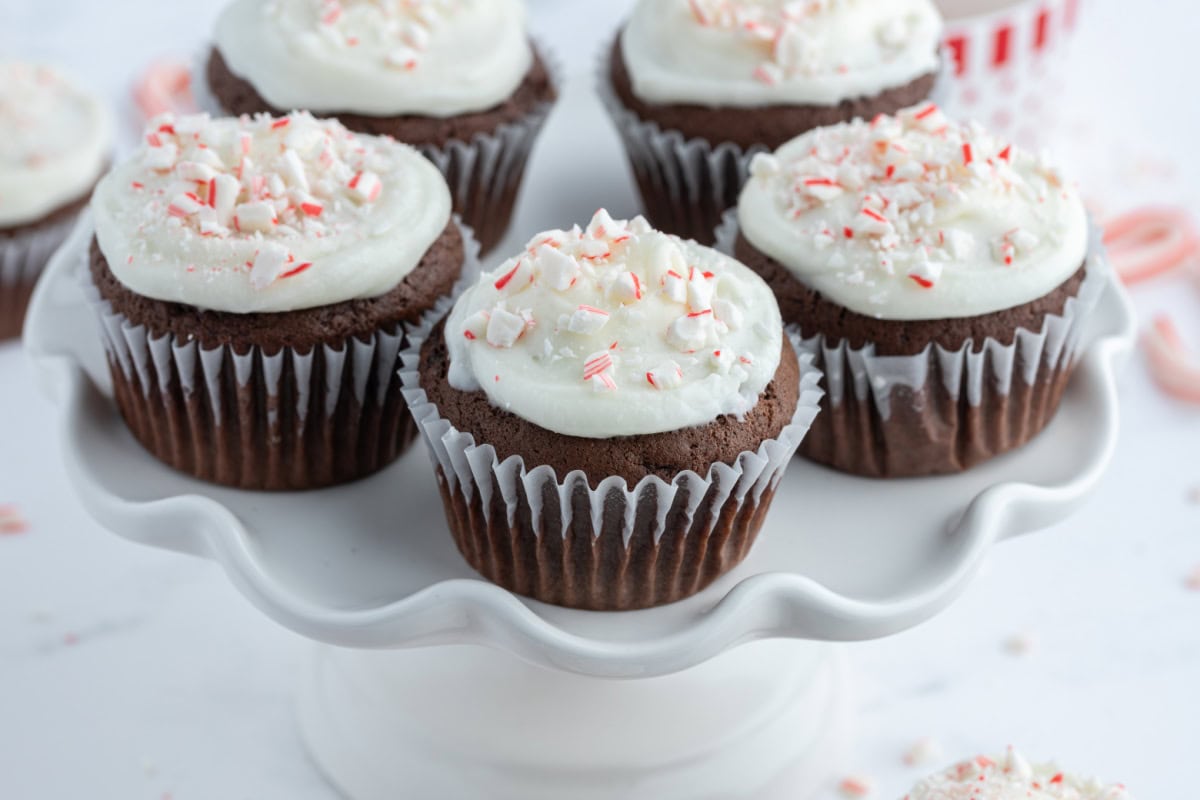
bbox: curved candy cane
[132,61,197,121]
[1103,207,1200,285]
[1143,315,1200,405]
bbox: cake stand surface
[25,220,1135,799]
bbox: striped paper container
[938,0,1084,151]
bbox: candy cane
[1103,207,1200,285]
[132,61,196,121]
[1142,315,1200,405]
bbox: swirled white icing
[91,111,451,314]
[445,210,784,438]
[621,0,942,108]
[738,104,1089,320]
[907,748,1132,800]
[214,0,533,118]
[0,62,113,228]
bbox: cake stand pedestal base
[298,640,849,800]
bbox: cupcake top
[445,210,784,439]
[906,748,1132,800]
[214,0,533,118]
[738,104,1089,321]
[91,111,451,314]
[621,0,942,109]
[0,62,113,228]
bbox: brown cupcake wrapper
[598,39,952,246]
[193,43,561,256]
[715,212,1112,477]
[399,298,824,611]
[1,212,81,340]
[81,215,481,491]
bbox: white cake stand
[25,222,1137,799]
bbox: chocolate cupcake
[729,105,1108,478]
[202,0,557,255]
[1,62,112,341]
[87,111,468,491]
[907,747,1133,799]
[401,210,823,610]
[601,0,943,245]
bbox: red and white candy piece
[143,141,179,172]
[855,206,893,237]
[712,297,744,330]
[0,505,28,536]
[493,256,534,292]
[236,201,277,233]
[646,361,685,390]
[906,102,947,133]
[486,308,529,349]
[667,310,714,352]
[583,351,617,392]
[686,268,714,313]
[1142,315,1200,405]
[1103,207,1200,285]
[462,310,490,341]
[902,737,943,767]
[837,775,874,798]
[347,170,382,203]
[662,270,688,304]
[534,245,579,292]
[610,271,644,304]
[249,243,290,289]
[907,256,942,289]
[709,348,735,374]
[132,61,196,121]
[167,192,204,219]
[567,305,611,335]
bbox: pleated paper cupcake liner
[81,217,481,491]
[0,212,81,340]
[716,212,1111,477]
[194,43,561,257]
[597,36,951,248]
[398,300,824,611]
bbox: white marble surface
[1,1,1197,797]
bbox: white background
[1,1,1198,798]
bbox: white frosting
[91,111,451,314]
[445,210,784,439]
[738,104,1089,320]
[906,749,1132,800]
[621,0,942,108]
[215,0,533,118]
[0,62,113,227]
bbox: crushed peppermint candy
[902,737,943,768]
[123,111,400,290]
[684,0,922,87]
[270,0,468,72]
[0,504,29,535]
[745,105,1079,294]
[838,775,874,798]
[905,747,1133,799]
[450,209,780,411]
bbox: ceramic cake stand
[25,223,1137,800]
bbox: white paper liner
[714,211,1111,419]
[398,300,824,547]
[79,216,480,489]
[597,33,949,246]
[1,212,80,289]
[193,41,562,254]
[86,217,477,399]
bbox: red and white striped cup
[937,0,1084,150]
